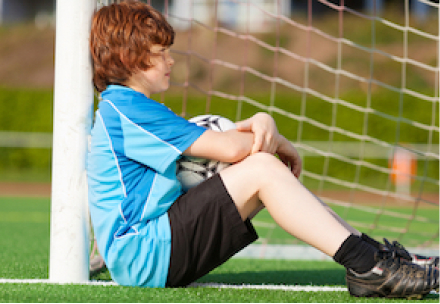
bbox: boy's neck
[107,83,150,99]
[122,81,150,98]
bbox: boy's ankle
[333,234,378,274]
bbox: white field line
[0,279,117,286]
[0,279,437,295]
[0,278,344,291]
[191,282,347,292]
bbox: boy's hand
[276,136,302,178]
[235,112,302,178]
[235,112,280,155]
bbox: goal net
[93,0,438,255]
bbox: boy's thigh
[166,174,258,287]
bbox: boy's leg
[166,174,258,287]
[220,152,351,257]
[219,152,439,298]
[312,192,361,236]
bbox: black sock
[333,234,378,274]
[361,233,382,249]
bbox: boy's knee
[246,152,285,173]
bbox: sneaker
[346,250,439,299]
[382,238,439,268]
[90,254,107,276]
[412,254,440,268]
[89,237,107,277]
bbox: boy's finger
[268,140,278,154]
[251,137,263,154]
[235,119,251,131]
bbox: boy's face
[126,44,174,97]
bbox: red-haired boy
[87,0,438,298]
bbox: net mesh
[102,0,439,250]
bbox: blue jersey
[87,85,206,287]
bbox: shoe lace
[383,238,412,261]
[376,250,424,278]
[399,261,422,277]
[375,249,396,263]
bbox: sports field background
[0,5,439,302]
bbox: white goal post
[49,0,95,283]
[48,0,440,284]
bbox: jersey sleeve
[102,100,206,174]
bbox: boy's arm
[183,129,254,163]
[184,112,302,177]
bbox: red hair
[90,0,175,92]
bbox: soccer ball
[177,115,236,191]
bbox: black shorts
[166,174,258,287]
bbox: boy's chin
[153,86,170,95]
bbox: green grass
[2,282,437,303]
[0,196,438,302]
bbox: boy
[87,0,438,298]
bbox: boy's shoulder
[98,85,182,125]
